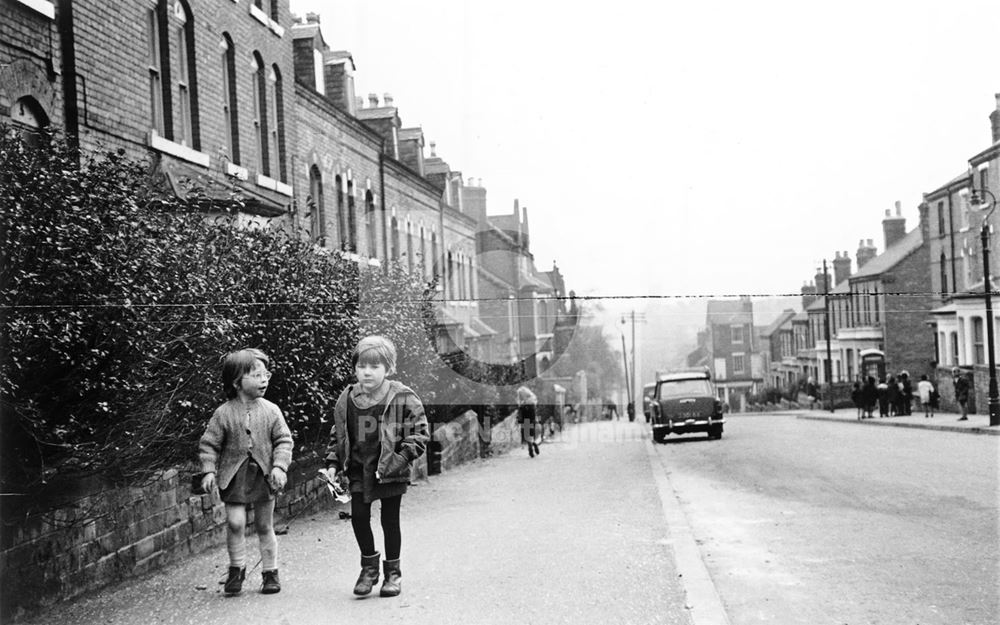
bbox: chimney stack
[991,93,1000,144]
[856,238,877,268]
[882,201,907,250]
[833,250,852,286]
[801,280,817,310]
[814,267,830,294]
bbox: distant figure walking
[517,386,540,458]
[899,371,913,416]
[851,381,864,420]
[886,375,899,417]
[917,374,935,418]
[953,367,971,421]
[862,376,878,419]
[876,378,890,418]
[805,376,819,410]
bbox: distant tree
[547,304,623,401]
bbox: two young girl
[198,336,428,599]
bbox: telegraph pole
[823,259,834,413]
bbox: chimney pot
[383,93,393,107]
[429,141,436,157]
[306,12,320,23]
[368,93,379,107]
[895,200,902,215]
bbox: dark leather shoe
[261,569,281,594]
[224,566,245,595]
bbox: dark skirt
[220,458,273,504]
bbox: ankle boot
[380,559,402,597]
[353,552,380,595]
[224,566,245,595]
[261,569,281,594]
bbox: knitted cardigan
[199,398,294,490]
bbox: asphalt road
[651,413,1000,625]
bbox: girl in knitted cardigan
[199,349,293,596]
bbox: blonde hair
[352,335,397,375]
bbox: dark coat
[325,380,429,485]
[954,375,971,403]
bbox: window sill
[13,0,55,20]
[147,131,210,168]
[225,162,249,181]
[255,173,293,197]
[249,3,284,37]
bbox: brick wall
[64,0,296,212]
[882,243,936,378]
[0,452,331,620]
[0,0,62,126]
[294,83,382,253]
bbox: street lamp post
[969,179,1000,427]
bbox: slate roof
[850,228,923,280]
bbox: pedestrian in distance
[325,336,429,598]
[886,374,899,417]
[899,371,913,416]
[805,376,819,410]
[917,374,935,418]
[517,385,540,458]
[876,378,890,418]
[851,381,864,420]
[862,376,878,419]
[953,367,971,421]
[198,348,294,596]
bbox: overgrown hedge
[0,129,444,498]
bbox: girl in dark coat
[325,336,429,598]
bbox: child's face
[355,358,387,392]
[235,359,270,400]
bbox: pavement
[791,406,1000,435]
[13,420,696,625]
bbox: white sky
[290,0,1000,310]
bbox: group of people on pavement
[197,336,429,601]
[851,367,972,421]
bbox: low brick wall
[0,453,332,621]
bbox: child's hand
[269,467,287,491]
[201,472,216,493]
